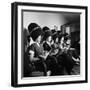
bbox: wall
[23,11,68,30]
[0,0,89,90]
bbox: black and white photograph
[23,11,80,77]
[11,2,87,87]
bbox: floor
[30,64,80,76]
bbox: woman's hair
[42,26,50,32]
[43,31,52,41]
[28,23,40,34]
[30,27,43,41]
[51,29,56,34]
[64,35,71,43]
[52,33,59,42]
[58,34,64,42]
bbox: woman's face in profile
[66,39,71,45]
[60,37,64,44]
[29,37,34,45]
[47,36,52,42]
[37,35,42,43]
[55,37,59,43]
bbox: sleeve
[43,42,48,51]
[43,42,51,52]
[27,45,35,55]
[29,44,35,51]
[72,50,79,59]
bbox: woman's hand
[29,50,39,61]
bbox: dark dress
[31,43,48,75]
[57,49,76,75]
[24,43,47,76]
[43,42,60,76]
[24,46,33,77]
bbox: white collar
[35,42,40,47]
[46,41,51,46]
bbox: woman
[28,26,49,76]
[51,33,59,56]
[43,30,59,76]
[24,23,42,77]
[57,35,76,75]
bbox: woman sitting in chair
[27,26,49,76]
[42,30,60,76]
